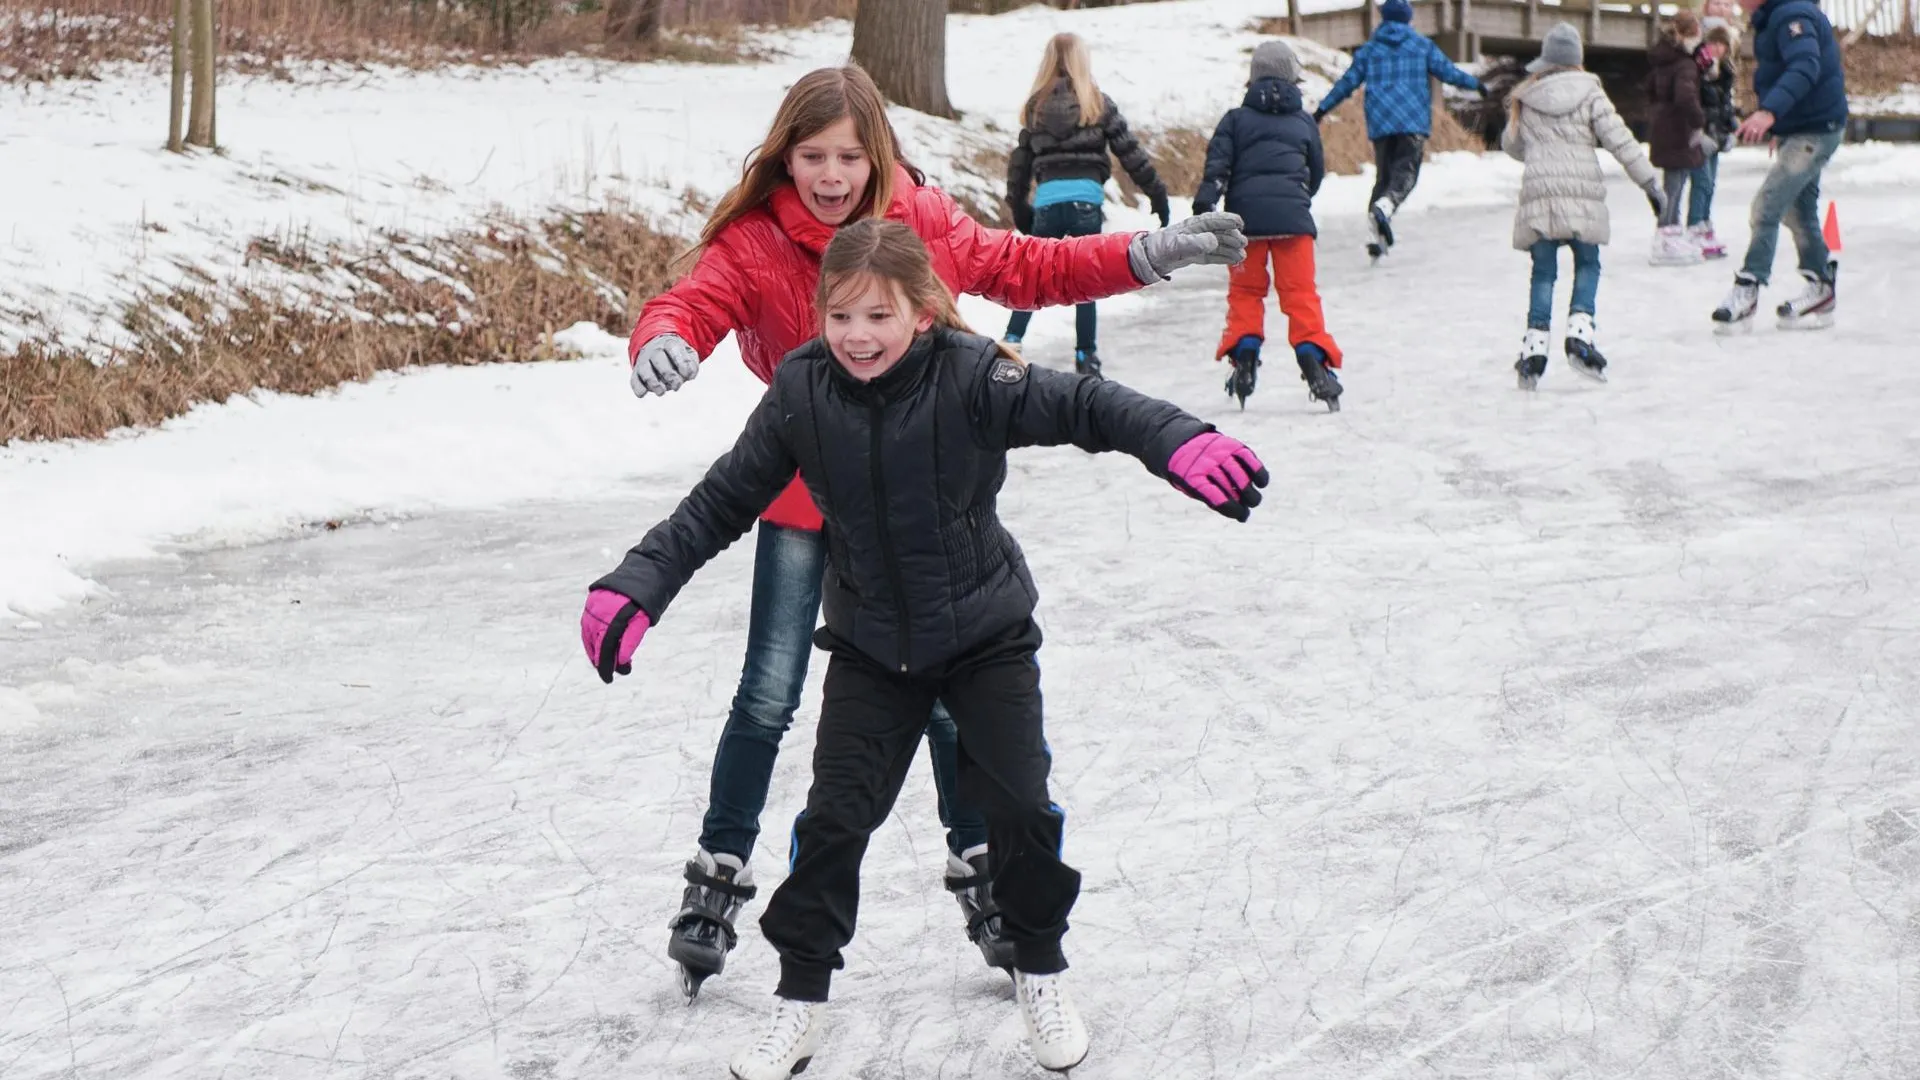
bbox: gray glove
[630,333,700,397]
[1643,179,1669,218]
[1127,212,1248,283]
[1692,130,1720,157]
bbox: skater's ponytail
[817,220,1022,367]
[679,65,926,270]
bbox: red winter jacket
[630,166,1143,530]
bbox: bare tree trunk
[187,0,215,148]
[606,0,663,41]
[851,0,954,118]
[167,0,188,152]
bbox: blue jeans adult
[1741,128,1843,284]
[1687,155,1719,227]
[1004,200,1103,354]
[1527,239,1601,330]
[699,521,989,864]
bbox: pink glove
[1167,432,1268,522]
[581,588,651,684]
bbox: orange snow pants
[1214,236,1342,369]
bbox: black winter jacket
[1007,80,1167,214]
[1696,46,1739,142]
[1193,79,1325,240]
[594,328,1210,676]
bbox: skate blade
[1517,375,1539,391]
[1572,366,1608,383]
[1711,318,1755,336]
[678,966,708,1003]
[1777,312,1835,331]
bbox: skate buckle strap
[944,869,989,893]
[685,861,758,900]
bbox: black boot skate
[1225,337,1261,408]
[1074,349,1104,380]
[1295,343,1342,412]
[668,849,756,1001]
[945,850,1015,973]
[1515,327,1549,391]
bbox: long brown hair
[681,65,923,269]
[1022,32,1103,127]
[816,220,1020,364]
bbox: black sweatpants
[1368,134,1427,210]
[760,619,1079,1003]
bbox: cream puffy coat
[1501,70,1657,250]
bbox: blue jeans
[699,522,987,862]
[1527,240,1601,330]
[1741,128,1843,284]
[1688,154,1719,227]
[1005,200,1102,353]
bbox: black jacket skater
[1006,79,1168,217]
[594,327,1210,676]
[1193,78,1326,239]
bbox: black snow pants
[1369,134,1428,210]
[760,618,1080,1003]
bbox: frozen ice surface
[3,157,1919,1079]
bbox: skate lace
[1024,976,1074,1043]
[747,1000,813,1062]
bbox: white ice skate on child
[729,997,824,1080]
[1650,224,1703,266]
[1689,222,1728,259]
[1711,272,1761,334]
[1564,313,1608,383]
[1015,971,1090,1072]
[1776,261,1837,331]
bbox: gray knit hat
[1527,23,1584,72]
[1249,40,1304,85]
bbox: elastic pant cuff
[776,961,833,1003]
[1014,940,1068,976]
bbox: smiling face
[822,273,932,382]
[786,116,873,227]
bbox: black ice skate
[1074,349,1105,380]
[945,850,1016,972]
[1369,197,1395,260]
[1225,340,1261,408]
[1712,272,1761,334]
[1295,344,1342,412]
[1563,313,1608,383]
[668,849,756,1001]
[1776,260,1837,331]
[1515,328,1550,391]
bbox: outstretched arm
[1316,49,1367,116]
[1426,39,1483,91]
[629,231,757,366]
[592,389,798,622]
[938,187,1145,309]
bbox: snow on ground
[1854,85,1920,116]
[3,152,1919,1080]
[0,0,1330,354]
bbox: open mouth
[844,348,887,366]
[812,191,850,214]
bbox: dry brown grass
[1845,34,1920,99]
[0,0,857,81]
[0,208,681,443]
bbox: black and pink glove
[1167,432,1268,522]
[581,589,651,683]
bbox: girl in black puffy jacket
[1194,39,1345,412]
[1004,31,1171,378]
[581,219,1266,1080]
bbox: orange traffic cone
[1822,201,1843,253]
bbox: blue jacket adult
[1751,0,1848,136]
[1314,21,1483,140]
[1194,79,1325,239]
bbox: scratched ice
[3,160,1918,1080]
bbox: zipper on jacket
[869,403,912,672]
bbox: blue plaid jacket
[1315,22,1481,139]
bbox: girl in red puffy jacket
[621,62,1248,1001]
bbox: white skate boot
[1515,327,1550,391]
[1776,260,1837,330]
[729,997,824,1080]
[1650,224,1703,266]
[1015,970,1090,1072]
[1712,272,1761,333]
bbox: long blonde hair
[1021,33,1103,127]
[817,220,1020,365]
[682,65,923,268]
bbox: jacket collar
[769,164,921,256]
